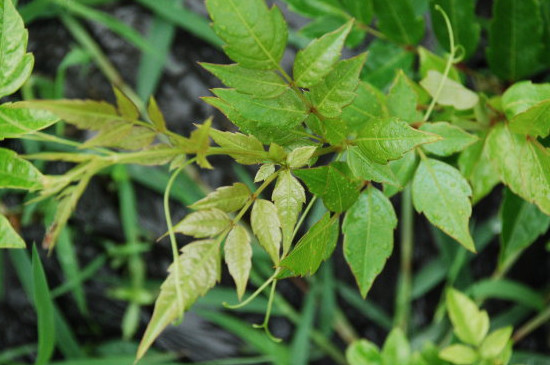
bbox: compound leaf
[0,147,43,190]
[446,288,490,346]
[0,105,58,139]
[420,122,478,156]
[173,209,231,238]
[372,0,425,45]
[0,214,25,248]
[209,129,267,165]
[190,183,250,213]
[224,225,252,300]
[251,199,282,264]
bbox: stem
[512,305,550,343]
[224,269,278,309]
[394,185,413,332]
[252,279,282,342]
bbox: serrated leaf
[439,344,478,364]
[306,114,348,145]
[202,63,288,98]
[446,288,490,346]
[279,212,339,276]
[210,129,267,165]
[293,20,352,87]
[412,158,475,252]
[487,0,544,80]
[347,146,401,186]
[251,199,281,264]
[372,0,425,45]
[430,0,480,60]
[294,162,360,213]
[420,122,478,156]
[189,119,212,169]
[341,81,388,133]
[281,0,346,18]
[479,327,512,359]
[343,186,397,298]
[0,0,34,98]
[499,189,550,271]
[0,105,58,139]
[0,147,43,190]
[254,164,275,182]
[346,339,382,365]
[136,240,220,361]
[272,170,305,254]
[384,150,418,197]
[224,225,252,300]
[501,81,550,119]
[361,40,415,90]
[509,100,550,138]
[387,71,420,123]
[268,143,287,162]
[190,183,250,213]
[381,328,410,365]
[0,214,25,248]
[310,53,367,118]
[418,47,461,82]
[206,0,287,70]
[420,70,479,110]
[355,117,439,164]
[113,87,139,120]
[147,97,167,132]
[299,14,366,49]
[173,208,230,238]
[287,146,317,169]
[79,122,156,151]
[486,123,550,215]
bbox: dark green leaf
[0,147,43,190]
[0,214,25,248]
[420,122,478,156]
[361,40,414,89]
[347,146,401,186]
[387,71,420,123]
[341,0,374,24]
[281,0,347,18]
[384,151,418,198]
[341,81,388,133]
[372,0,425,45]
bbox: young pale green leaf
[439,344,478,364]
[341,81,388,133]
[0,214,25,249]
[387,71,420,123]
[412,158,475,252]
[419,122,478,156]
[251,199,281,264]
[0,105,58,139]
[486,123,550,215]
[430,0,480,60]
[206,0,287,70]
[446,288,490,346]
[272,170,306,254]
[420,71,479,110]
[381,328,410,365]
[190,183,250,213]
[293,20,352,87]
[147,97,167,132]
[294,162,360,213]
[501,81,550,119]
[287,146,317,169]
[310,53,367,118]
[487,0,544,80]
[458,134,499,203]
[346,339,382,365]
[355,117,440,164]
[479,327,513,359]
[202,63,288,98]
[188,119,212,169]
[372,0,425,45]
[136,240,220,361]
[0,147,43,190]
[384,150,418,197]
[209,129,267,165]
[418,47,461,82]
[509,100,550,138]
[32,245,55,365]
[347,146,401,187]
[268,142,287,163]
[78,122,155,151]
[499,189,550,271]
[0,0,34,98]
[254,164,275,182]
[279,212,339,276]
[224,225,252,300]
[343,186,397,298]
[113,87,139,120]
[362,40,415,89]
[173,208,230,238]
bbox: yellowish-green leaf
[346,339,382,365]
[251,199,281,264]
[254,164,275,182]
[439,344,478,364]
[79,122,156,151]
[287,146,317,169]
[272,170,305,254]
[173,208,230,238]
[0,104,58,139]
[420,122,478,157]
[418,47,461,81]
[190,183,250,213]
[147,97,167,132]
[387,70,420,123]
[446,288,490,346]
[224,225,252,300]
[509,100,550,138]
[113,87,139,120]
[479,327,512,359]
[189,119,212,169]
[0,147,43,190]
[0,214,25,248]
[501,81,550,119]
[210,129,266,165]
[420,70,479,110]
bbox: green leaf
[355,117,439,164]
[361,40,415,89]
[499,188,550,271]
[509,100,550,138]
[272,170,306,254]
[446,288,490,346]
[251,199,281,264]
[310,53,367,118]
[0,0,34,98]
[341,81,388,133]
[381,328,410,365]
[0,104,58,139]
[347,146,401,187]
[419,70,479,110]
[147,97,167,133]
[206,0,287,70]
[486,123,550,215]
[372,0,425,45]
[501,81,550,119]
[412,158,475,252]
[439,344,478,364]
[293,20,352,87]
[346,340,382,365]
[279,212,339,276]
[294,162,360,213]
[306,114,349,145]
[479,327,512,359]
[419,122,478,156]
[209,129,267,165]
[341,0,374,24]
[430,0,480,60]
[254,164,276,182]
[0,214,25,249]
[189,183,250,213]
[173,208,231,238]
[224,225,252,300]
[384,150,418,198]
[0,147,43,190]
[418,46,461,82]
[136,240,220,361]
[201,63,288,98]
[387,71,421,123]
[287,146,317,169]
[113,87,139,120]
[281,0,346,18]
[78,122,155,151]
[487,0,544,80]
[343,186,397,298]
[188,119,212,169]
[32,245,56,365]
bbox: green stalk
[512,305,550,343]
